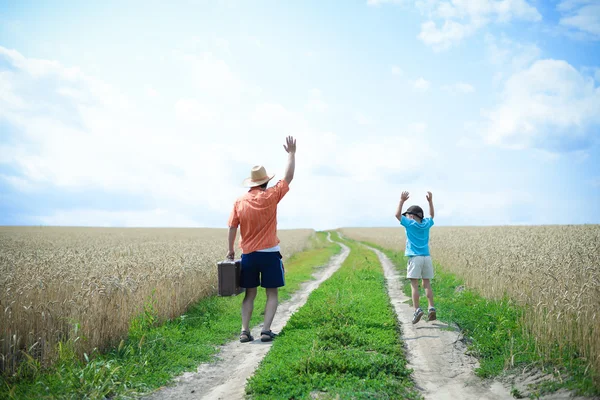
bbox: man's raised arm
[283,136,296,184]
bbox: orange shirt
[228,180,290,254]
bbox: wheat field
[0,227,314,375]
[340,225,600,385]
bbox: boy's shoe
[412,308,424,324]
[428,307,437,321]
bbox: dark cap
[402,205,424,219]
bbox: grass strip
[1,232,341,400]
[369,243,600,398]
[246,232,422,400]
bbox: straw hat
[242,165,275,187]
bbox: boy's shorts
[240,251,285,288]
[407,256,434,279]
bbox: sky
[0,0,599,230]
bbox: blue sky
[1,0,599,229]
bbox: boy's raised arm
[395,191,410,221]
[426,191,434,219]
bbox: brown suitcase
[217,259,245,296]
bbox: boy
[395,191,436,324]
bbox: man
[226,136,296,343]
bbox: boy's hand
[426,191,433,203]
[400,191,410,201]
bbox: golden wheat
[340,225,600,385]
[0,226,313,375]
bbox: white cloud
[174,98,219,123]
[0,46,244,213]
[483,59,600,152]
[416,0,541,50]
[413,77,431,90]
[418,19,476,50]
[305,88,328,112]
[558,0,600,38]
[3,42,391,230]
[355,112,375,125]
[0,174,36,192]
[442,82,475,93]
[241,34,262,47]
[391,65,403,75]
[146,86,158,97]
[307,133,436,182]
[367,0,406,6]
[435,188,534,225]
[485,34,541,84]
[180,51,245,99]
[251,103,298,126]
[410,122,428,133]
[0,72,26,108]
[213,37,231,54]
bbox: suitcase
[217,259,245,296]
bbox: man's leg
[410,279,420,310]
[422,279,435,309]
[260,253,284,341]
[263,287,278,332]
[241,287,257,332]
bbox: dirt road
[144,236,594,400]
[368,245,513,400]
[144,235,350,400]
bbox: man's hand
[426,191,433,203]
[283,136,296,154]
[226,250,235,260]
[284,136,296,184]
[401,191,410,201]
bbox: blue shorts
[240,251,285,289]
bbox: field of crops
[340,225,600,386]
[0,227,314,375]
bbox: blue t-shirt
[400,215,434,256]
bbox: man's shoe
[239,330,254,343]
[260,330,278,342]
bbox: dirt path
[367,245,599,400]
[367,245,515,400]
[144,234,350,400]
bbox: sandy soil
[367,245,596,400]
[143,235,596,400]
[144,234,350,400]
[368,245,514,400]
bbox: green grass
[371,244,600,398]
[0,232,340,400]
[246,233,422,400]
